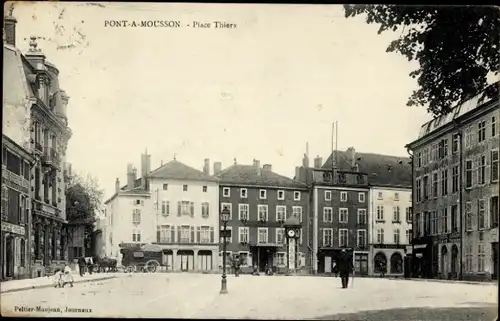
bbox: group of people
[77,256,94,276]
[53,263,74,288]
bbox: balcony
[42,147,60,169]
[2,167,30,191]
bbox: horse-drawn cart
[120,243,163,273]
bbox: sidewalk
[0,273,118,294]
[386,276,498,285]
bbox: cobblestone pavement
[1,274,496,319]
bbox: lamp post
[220,207,230,294]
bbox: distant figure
[379,262,387,277]
[233,255,241,277]
[252,265,259,276]
[332,262,339,278]
[337,249,354,289]
[53,268,64,288]
[77,256,86,277]
[62,263,74,287]
[87,257,94,275]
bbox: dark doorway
[492,242,498,280]
[6,236,14,278]
[374,252,387,274]
[451,244,459,276]
[390,252,403,274]
[252,247,273,272]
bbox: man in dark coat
[337,248,354,289]
[77,256,86,277]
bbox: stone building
[407,89,499,281]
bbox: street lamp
[220,207,231,294]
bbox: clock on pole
[283,215,301,275]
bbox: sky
[11,2,432,200]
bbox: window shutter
[472,158,477,187]
[485,153,491,183]
[157,226,160,242]
[177,228,181,243]
[197,227,201,243]
[171,226,176,242]
[190,202,194,217]
[177,202,181,216]
[190,226,195,243]
[210,227,214,243]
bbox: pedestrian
[62,263,74,288]
[332,262,339,278]
[87,257,94,275]
[77,256,86,277]
[53,268,63,288]
[337,248,354,289]
[234,255,241,277]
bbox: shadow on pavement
[314,305,498,321]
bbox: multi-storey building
[149,158,219,272]
[368,186,412,276]
[407,90,499,281]
[296,149,370,275]
[215,160,310,274]
[2,12,72,279]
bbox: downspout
[456,128,464,281]
[406,147,414,277]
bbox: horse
[95,257,118,273]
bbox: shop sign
[1,222,25,235]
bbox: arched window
[390,252,403,274]
[374,252,387,273]
[20,238,26,267]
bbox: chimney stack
[4,10,17,47]
[302,153,309,168]
[254,160,261,176]
[203,158,210,175]
[263,164,272,172]
[347,147,356,168]
[214,162,222,175]
[314,155,322,168]
[127,164,135,190]
[115,178,120,193]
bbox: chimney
[115,178,120,193]
[314,155,322,168]
[302,153,309,168]
[4,11,17,47]
[127,164,135,190]
[254,160,261,176]
[347,147,356,168]
[214,162,222,175]
[203,158,210,175]
[263,164,272,172]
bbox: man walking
[337,248,354,289]
[77,256,86,277]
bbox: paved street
[1,274,497,320]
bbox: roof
[322,150,411,188]
[216,164,308,189]
[148,159,218,182]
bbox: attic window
[183,185,188,191]
[163,184,168,190]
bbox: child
[53,268,63,288]
[62,263,74,287]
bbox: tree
[343,5,499,116]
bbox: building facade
[368,187,412,276]
[2,13,72,279]
[216,160,311,274]
[149,158,219,272]
[407,91,499,281]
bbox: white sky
[12,2,432,199]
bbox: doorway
[177,250,194,271]
[5,236,14,278]
[198,250,212,271]
[252,247,272,272]
[162,250,173,270]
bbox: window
[478,243,485,272]
[223,187,230,197]
[240,188,247,198]
[451,205,458,232]
[277,252,286,266]
[337,191,346,202]
[324,190,332,201]
[323,207,333,222]
[257,228,268,243]
[219,226,232,244]
[416,179,421,202]
[438,138,448,159]
[491,196,499,228]
[357,209,367,225]
[238,204,249,220]
[492,150,499,182]
[431,210,438,235]
[465,202,472,231]
[376,205,384,221]
[278,190,285,200]
[441,169,448,196]
[431,143,438,162]
[442,207,449,233]
[465,244,473,272]
[132,230,141,242]
[19,195,26,224]
[478,155,486,185]
[158,225,171,243]
[377,192,383,200]
[20,239,25,267]
[339,208,348,223]
[377,228,384,243]
[478,120,486,142]
[423,176,429,199]
[161,201,170,216]
[492,116,497,137]
[422,148,429,165]
[135,199,143,206]
[201,202,210,218]
[393,229,400,244]
[478,199,486,230]
[202,186,207,193]
[294,191,301,201]
[406,207,412,222]
[339,229,348,247]
[178,201,194,216]
[405,230,411,244]
[258,205,268,221]
[393,206,400,222]
[358,192,365,203]
[432,172,439,198]
[417,152,422,167]
[276,228,285,244]
[238,227,249,243]
[260,190,267,200]
[452,165,459,193]
[162,184,168,190]
[221,203,232,220]
[357,229,366,247]
[465,126,473,148]
[132,209,141,224]
[292,206,303,222]
[394,192,399,201]
[276,205,286,222]
[322,228,333,246]
[199,226,211,243]
[452,133,460,154]
[415,213,421,237]
[183,184,188,191]
[465,160,473,188]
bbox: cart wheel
[145,260,159,273]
